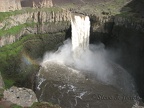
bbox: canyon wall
[0,9,71,47]
[0,8,144,100]
[21,0,53,8]
[0,0,53,12]
[90,14,144,43]
[32,0,53,8]
[0,0,21,12]
[90,14,144,100]
[110,17,144,101]
[1,10,144,49]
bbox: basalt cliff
[0,8,71,47]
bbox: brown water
[35,62,138,108]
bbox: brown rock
[0,0,21,12]
[33,0,53,8]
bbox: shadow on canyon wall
[61,0,144,101]
[60,0,143,102]
[118,0,144,101]
[120,0,144,17]
[102,0,144,101]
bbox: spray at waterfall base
[40,15,136,96]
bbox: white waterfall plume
[71,15,90,58]
[41,14,136,95]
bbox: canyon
[0,8,71,47]
[0,0,144,107]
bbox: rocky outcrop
[114,16,144,31]
[89,14,144,45]
[0,0,53,12]
[86,13,144,102]
[90,15,114,33]
[0,0,21,12]
[3,86,38,107]
[0,9,71,30]
[33,0,53,8]
[21,0,53,8]
[0,30,25,47]
[90,15,144,34]
[0,9,71,47]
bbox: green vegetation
[0,6,65,37]
[0,22,36,37]
[10,104,22,108]
[0,32,65,89]
[0,34,37,88]
[57,3,77,9]
[0,6,67,104]
[95,0,129,14]
[0,25,24,37]
[0,8,36,22]
[60,0,132,15]
[0,88,4,100]
[116,11,135,17]
[0,7,63,22]
[4,79,15,89]
[31,102,61,108]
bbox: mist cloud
[40,39,136,96]
[41,39,115,84]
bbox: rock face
[0,30,25,47]
[21,0,53,8]
[90,14,144,101]
[3,86,38,107]
[0,0,53,12]
[0,0,21,12]
[0,9,71,47]
[90,15,144,38]
[33,0,53,8]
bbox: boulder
[3,86,38,107]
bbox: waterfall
[71,15,90,58]
[37,14,137,108]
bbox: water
[36,62,136,108]
[71,15,90,58]
[36,14,139,107]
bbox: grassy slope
[0,34,34,89]
[0,8,36,22]
[0,7,63,38]
[0,23,37,37]
[0,32,65,108]
[0,31,65,89]
[0,7,66,89]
